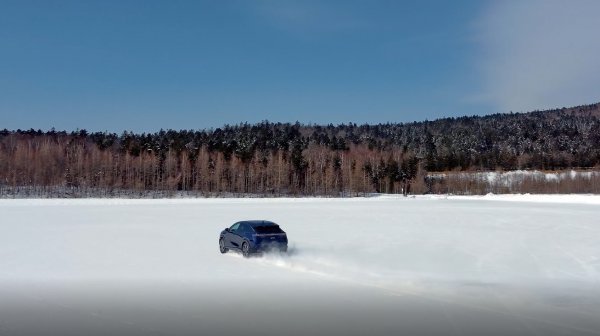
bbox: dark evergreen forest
[1,103,599,196]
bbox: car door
[225,222,241,248]
[231,223,248,249]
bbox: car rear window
[253,225,284,234]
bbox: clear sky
[1,0,599,132]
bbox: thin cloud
[475,0,600,112]
[250,0,367,35]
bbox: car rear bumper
[251,241,288,253]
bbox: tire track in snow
[229,248,600,336]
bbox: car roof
[239,220,277,227]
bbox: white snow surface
[0,195,599,336]
[432,169,600,185]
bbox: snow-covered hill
[427,169,600,194]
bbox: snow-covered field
[0,196,599,336]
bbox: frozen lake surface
[0,195,599,336]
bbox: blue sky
[1,0,599,132]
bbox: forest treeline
[1,103,599,196]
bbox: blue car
[219,220,288,257]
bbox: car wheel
[219,238,228,254]
[242,242,250,258]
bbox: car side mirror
[225,228,230,232]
